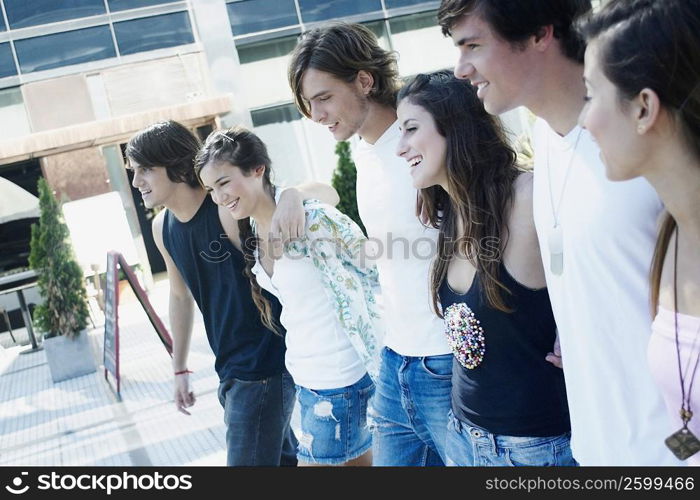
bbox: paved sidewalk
[0,277,228,466]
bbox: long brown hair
[194,127,280,334]
[398,71,521,315]
[650,213,676,314]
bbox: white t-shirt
[352,120,450,357]
[251,202,366,390]
[532,119,675,465]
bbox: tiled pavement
[0,277,228,466]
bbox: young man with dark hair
[438,0,675,465]
[126,120,338,466]
[289,23,453,466]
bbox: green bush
[29,178,90,339]
[332,141,366,235]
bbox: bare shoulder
[152,208,166,226]
[151,209,167,248]
[503,172,546,288]
[507,172,536,234]
[512,171,534,214]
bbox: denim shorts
[295,373,375,465]
[446,410,577,466]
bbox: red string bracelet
[174,369,193,376]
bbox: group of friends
[123,0,700,467]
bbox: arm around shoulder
[289,182,340,207]
[304,204,377,280]
[271,182,339,244]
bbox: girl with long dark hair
[195,127,381,466]
[396,70,572,466]
[579,0,700,464]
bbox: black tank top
[439,263,570,436]
[162,196,286,381]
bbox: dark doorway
[0,159,43,272]
[0,158,42,197]
[0,159,43,334]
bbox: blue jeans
[295,373,375,464]
[446,410,577,466]
[217,370,297,466]
[370,347,453,466]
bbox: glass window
[4,0,106,30]
[0,43,16,78]
[0,13,6,31]
[389,10,436,34]
[0,86,23,107]
[362,20,391,50]
[227,0,298,36]
[252,105,308,187]
[251,103,340,188]
[15,26,116,73]
[298,0,382,24]
[114,12,194,56]
[0,87,31,139]
[389,12,456,76]
[237,36,298,108]
[385,0,434,9]
[252,104,301,127]
[107,0,177,12]
[237,36,297,64]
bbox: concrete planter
[43,331,97,383]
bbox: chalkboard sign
[103,251,174,396]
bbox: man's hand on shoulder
[271,188,305,244]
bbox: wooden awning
[0,95,232,165]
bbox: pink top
[648,306,700,465]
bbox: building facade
[4,0,603,287]
[0,0,466,285]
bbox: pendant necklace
[546,128,582,276]
[665,227,700,461]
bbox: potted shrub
[29,178,95,383]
